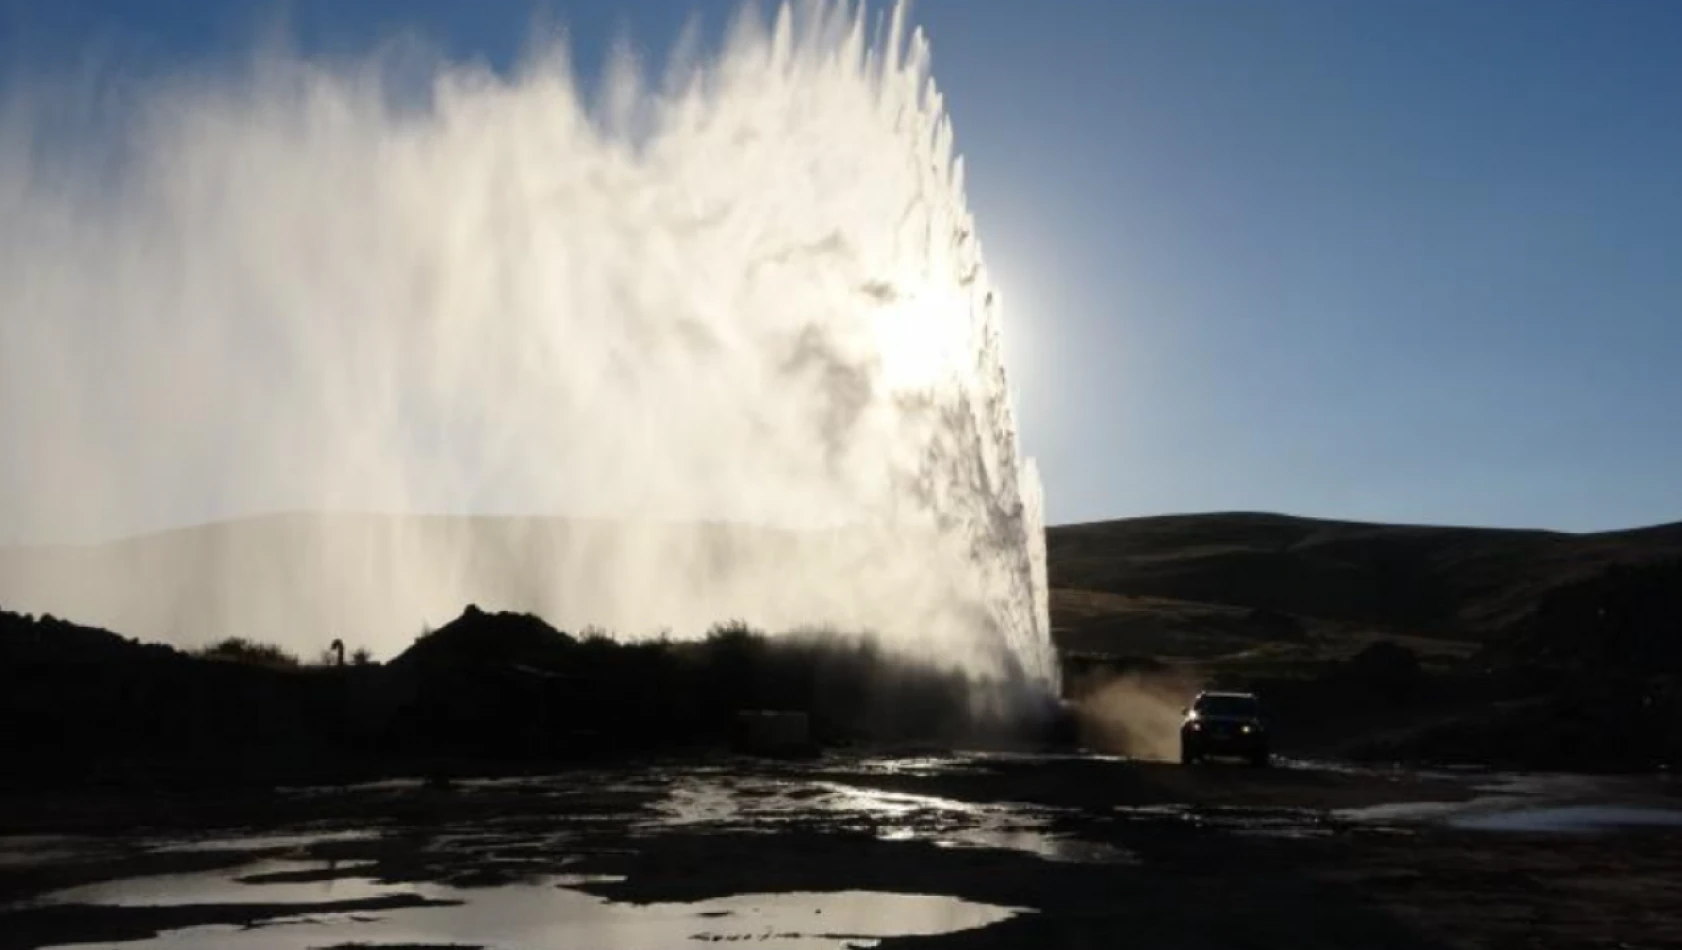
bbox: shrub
[196,637,300,669]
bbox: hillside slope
[1049,513,1682,771]
[1047,512,1682,656]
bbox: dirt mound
[388,604,579,674]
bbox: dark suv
[1180,691,1270,767]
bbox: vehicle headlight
[1188,722,1202,732]
[1240,724,1253,734]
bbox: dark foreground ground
[2,752,1679,950]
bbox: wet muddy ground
[1,753,1679,949]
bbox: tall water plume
[0,2,1056,693]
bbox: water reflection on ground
[8,753,1680,950]
[1448,805,1682,834]
[1111,803,1337,840]
[147,830,380,855]
[647,777,1133,864]
[35,860,391,908]
[40,864,1025,950]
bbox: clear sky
[5,0,1679,532]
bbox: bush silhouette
[196,637,300,669]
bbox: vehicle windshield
[1194,695,1259,718]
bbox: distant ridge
[1046,511,1682,650]
[0,513,838,656]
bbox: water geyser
[0,2,1056,692]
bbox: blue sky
[4,0,1679,532]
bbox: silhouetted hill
[0,608,356,789]
[1047,512,1682,654]
[0,609,175,665]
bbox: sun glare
[870,286,974,392]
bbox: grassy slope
[1047,511,1682,663]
